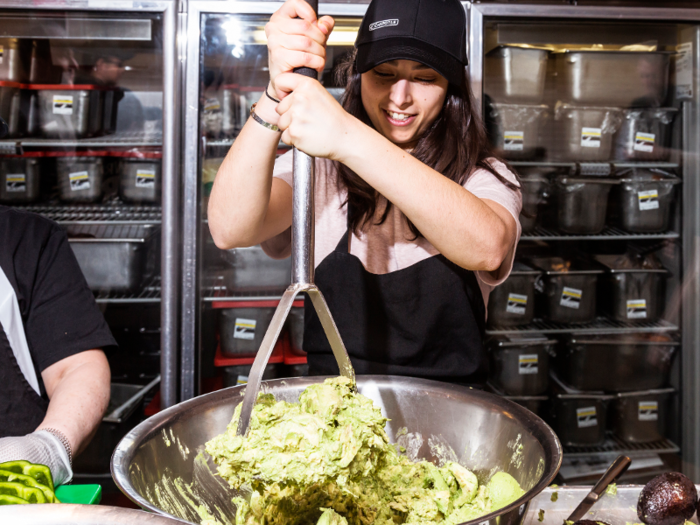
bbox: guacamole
[206,377,524,525]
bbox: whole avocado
[637,472,698,525]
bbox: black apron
[0,323,48,437]
[304,218,487,385]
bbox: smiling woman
[207,0,523,385]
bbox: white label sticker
[0,45,4,64]
[69,171,90,191]
[518,354,538,375]
[627,299,648,319]
[638,190,660,211]
[503,131,524,151]
[204,97,221,112]
[233,318,256,340]
[639,401,659,421]
[135,169,156,188]
[237,375,249,385]
[581,127,602,148]
[5,173,26,193]
[506,293,528,315]
[53,94,74,115]
[634,132,656,153]
[560,287,582,309]
[676,42,693,99]
[576,406,598,428]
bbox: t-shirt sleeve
[261,149,295,259]
[26,228,116,372]
[464,159,523,287]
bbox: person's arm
[208,0,334,249]
[273,74,519,273]
[35,349,110,456]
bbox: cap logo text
[369,19,399,31]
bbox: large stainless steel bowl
[112,376,562,525]
[0,504,191,524]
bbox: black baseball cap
[354,0,468,86]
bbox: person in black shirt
[0,206,115,486]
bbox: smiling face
[360,59,450,150]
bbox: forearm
[337,121,513,271]
[36,351,110,456]
[208,93,287,249]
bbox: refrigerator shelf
[94,275,161,304]
[486,317,678,335]
[521,226,679,241]
[510,161,680,170]
[564,436,679,458]
[14,204,162,224]
[0,131,163,152]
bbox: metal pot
[119,158,161,204]
[0,38,31,83]
[615,169,680,233]
[553,105,623,162]
[0,156,41,204]
[221,244,291,293]
[554,50,671,107]
[610,388,674,443]
[519,170,549,234]
[0,504,191,525]
[555,176,620,235]
[614,108,677,161]
[219,307,276,356]
[485,46,549,104]
[57,156,104,203]
[488,335,555,396]
[487,102,548,160]
[112,376,562,525]
[38,87,104,139]
[487,262,541,327]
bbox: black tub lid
[614,387,675,399]
[567,333,680,346]
[490,334,557,348]
[594,254,668,274]
[528,256,605,275]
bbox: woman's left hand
[274,72,355,160]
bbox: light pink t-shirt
[262,151,522,309]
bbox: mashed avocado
[206,377,524,525]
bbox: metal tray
[485,46,549,104]
[0,38,31,83]
[221,244,291,293]
[0,156,41,204]
[550,373,613,447]
[594,253,668,323]
[488,334,556,395]
[57,156,104,203]
[487,102,548,160]
[37,87,104,139]
[615,169,680,233]
[119,158,161,204]
[610,387,675,443]
[614,107,677,161]
[519,169,550,233]
[487,261,541,327]
[554,50,671,107]
[529,257,604,324]
[67,224,159,293]
[555,176,620,234]
[219,307,276,356]
[554,333,678,392]
[553,105,623,161]
[74,377,160,474]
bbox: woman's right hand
[265,0,335,99]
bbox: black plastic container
[610,388,674,443]
[487,262,541,327]
[488,335,555,395]
[554,333,678,392]
[595,253,668,323]
[550,374,613,447]
[529,257,603,324]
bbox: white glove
[0,430,73,486]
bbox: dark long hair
[334,51,519,238]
